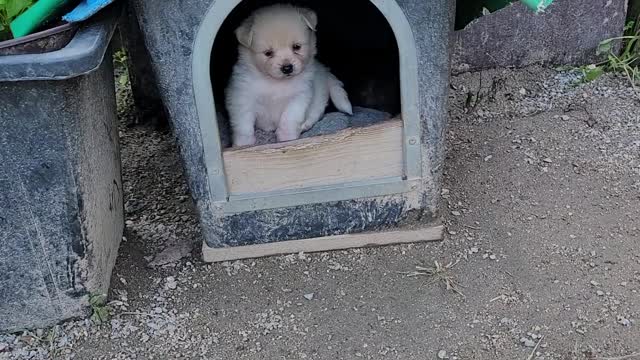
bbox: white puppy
[225,4,353,146]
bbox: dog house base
[205,118,437,250]
[203,225,443,262]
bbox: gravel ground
[1,65,639,360]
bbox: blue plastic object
[63,0,116,23]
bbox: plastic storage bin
[0,6,123,331]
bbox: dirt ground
[2,66,639,360]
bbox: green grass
[578,17,640,99]
[89,293,111,325]
[113,49,131,87]
[598,19,640,90]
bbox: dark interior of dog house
[210,0,401,148]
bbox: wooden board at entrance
[222,119,404,194]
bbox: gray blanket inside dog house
[216,106,391,147]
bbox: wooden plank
[222,119,403,194]
[202,225,443,263]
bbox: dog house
[129,0,453,261]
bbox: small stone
[520,338,536,347]
[542,158,552,163]
[519,88,527,95]
[561,115,570,121]
[149,241,194,267]
[596,290,605,296]
[441,188,450,195]
[484,155,493,162]
[470,247,479,254]
[304,293,314,301]
[165,276,177,290]
[437,350,448,359]
[617,317,631,327]
[489,254,497,260]
[141,334,150,342]
[590,280,600,287]
[451,211,461,216]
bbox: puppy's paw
[276,127,300,142]
[233,134,257,147]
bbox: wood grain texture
[222,119,404,194]
[202,225,443,262]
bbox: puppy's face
[236,5,318,80]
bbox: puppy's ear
[299,8,317,32]
[235,17,254,48]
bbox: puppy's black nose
[281,64,294,75]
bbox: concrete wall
[452,0,628,74]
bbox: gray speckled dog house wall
[130,0,454,261]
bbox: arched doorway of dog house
[210,0,402,148]
[192,0,421,202]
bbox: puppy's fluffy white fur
[225,4,353,146]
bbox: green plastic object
[520,0,554,12]
[10,0,71,38]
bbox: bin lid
[0,4,120,82]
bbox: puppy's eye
[292,44,301,51]
[263,50,274,58]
